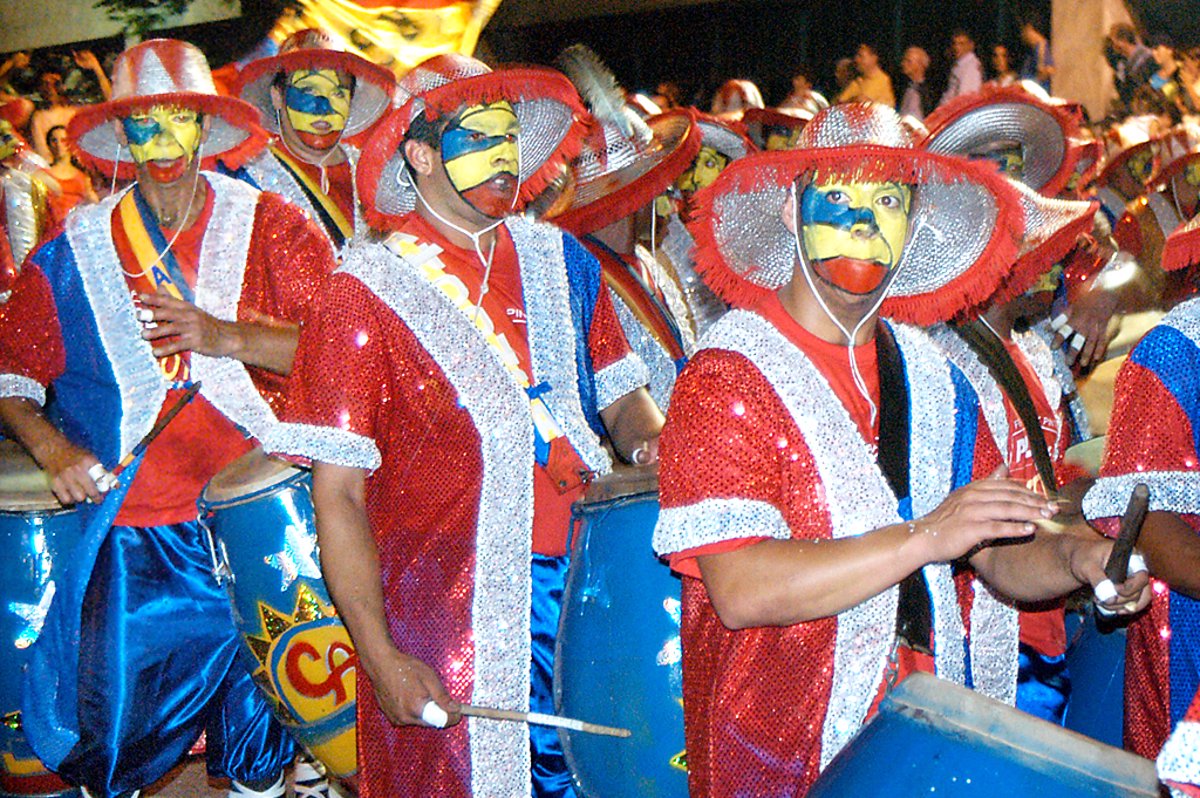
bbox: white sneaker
[80,788,140,798]
[228,772,285,798]
[293,756,338,798]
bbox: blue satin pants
[56,522,293,797]
[530,554,577,798]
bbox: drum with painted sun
[555,466,688,798]
[199,448,357,780]
[0,441,80,798]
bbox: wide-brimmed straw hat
[742,106,810,151]
[69,39,266,179]
[922,85,1082,198]
[356,53,587,231]
[554,107,701,235]
[234,28,396,137]
[687,102,1025,326]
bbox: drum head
[1064,436,1105,477]
[580,463,659,505]
[0,440,63,512]
[202,447,306,505]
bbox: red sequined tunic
[278,213,644,798]
[1083,296,1200,759]
[653,300,1019,797]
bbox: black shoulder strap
[876,321,933,654]
[953,320,1058,494]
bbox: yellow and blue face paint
[0,120,19,161]
[800,180,912,295]
[122,106,203,184]
[284,68,351,151]
[678,145,730,194]
[971,142,1025,182]
[441,101,520,219]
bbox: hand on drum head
[38,438,109,506]
[914,466,1057,564]
[367,647,461,729]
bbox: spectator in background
[1177,46,1200,113]
[42,124,96,227]
[837,43,894,106]
[1019,15,1055,92]
[1107,22,1156,112]
[940,29,983,106]
[779,65,827,116]
[654,80,683,109]
[710,78,764,119]
[1148,34,1183,108]
[990,44,1019,87]
[898,46,933,121]
[834,57,856,95]
[28,50,110,165]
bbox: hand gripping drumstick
[1094,483,1150,612]
[421,700,631,738]
[87,383,203,492]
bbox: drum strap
[876,321,934,656]
[953,320,1058,496]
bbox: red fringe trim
[1095,140,1156,192]
[1163,224,1200,272]
[687,146,1028,325]
[234,49,396,98]
[67,92,267,180]
[556,108,702,236]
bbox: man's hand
[1052,288,1120,371]
[363,646,461,729]
[914,466,1056,564]
[139,291,237,360]
[36,436,109,505]
[1067,537,1153,615]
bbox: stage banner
[273,0,503,76]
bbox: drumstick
[1104,483,1150,583]
[460,704,631,738]
[111,381,202,477]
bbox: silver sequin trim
[2,167,41,267]
[65,191,167,458]
[608,285,677,412]
[1084,470,1200,518]
[594,352,650,411]
[1159,722,1200,795]
[652,497,789,556]
[1031,319,1092,441]
[662,215,726,337]
[1163,296,1200,347]
[0,374,45,405]
[244,143,365,245]
[1014,329,1065,460]
[927,324,1009,456]
[506,217,612,475]
[263,422,381,473]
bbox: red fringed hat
[68,39,266,179]
[1095,138,1158,199]
[1067,136,1103,197]
[554,107,701,236]
[688,103,1025,326]
[1162,211,1200,271]
[742,107,810,151]
[922,85,1082,198]
[694,111,757,162]
[356,53,587,231]
[235,28,396,137]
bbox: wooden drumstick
[421,700,630,737]
[112,381,202,477]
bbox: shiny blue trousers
[530,554,578,798]
[56,522,293,797]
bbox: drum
[555,466,687,798]
[198,449,357,781]
[808,671,1159,797]
[0,441,80,798]
[1063,607,1127,748]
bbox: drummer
[272,54,661,796]
[0,40,335,798]
[650,103,1152,796]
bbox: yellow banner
[273,0,502,77]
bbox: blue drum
[199,449,357,782]
[555,467,687,798]
[1063,607,1127,747]
[809,672,1160,797]
[0,442,80,798]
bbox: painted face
[972,142,1025,182]
[764,125,802,152]
[0,120,19,161]
[284,68,352,151]
[678,145,730,194]
[1184,160,1200,187]
[799,180,912,295]
[122,106,203,184]
[441,101,520,218]
[1126,148,1154,183]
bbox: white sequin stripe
[926,323,1008,456]
[1014,330,1065,460]
[64,191,167,458]
[891,323,969,689]
[247,143,364,245]
[1159,721,1200,793]
[634,243,697,355]
[340,242,534,798]
[191,174,285,446]
[701,309,901,769]
[609,285,676,411]
[263,421,381,472]
[652,497,790,555]
[1163,296,1200,347]
[1031,320,1093,441]
[507,217,611,476]
[968,578,1020,704]
[594,351,650,411]
[0,374,45,405]
[1084,471,1200,518]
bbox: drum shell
[0,505,81,798]
[809,672,1157,797]
[555,472,687,798]
[198,460,357,780]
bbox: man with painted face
[234,29,395,249]
[0,40,337,798]
[651,104,1152,796]
[273,54,662,796]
